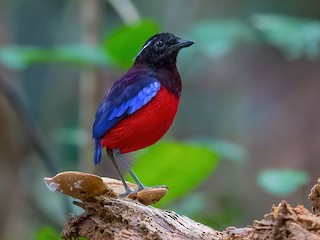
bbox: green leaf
[35,226,88,240]
[127,141,219,206]
[257,169,309,196]
[34,226,60,240]
[0,45,112,70]
[252,14,320,60]
[104,19,159,68]
[190,20,255,59]
[187,137,247,163]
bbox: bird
[92,32,193,195]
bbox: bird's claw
[120,184,168,198]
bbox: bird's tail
[94,139,102,165]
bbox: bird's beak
[173,38,194,50]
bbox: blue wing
[92,68,161,164]
[93,70,161,140]
[107,81,160,120]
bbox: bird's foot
[119,188,137,198]
[119,185,168,198]
[139,185,168,191]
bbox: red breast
[101,87,179,153]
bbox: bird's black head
[134,32,194,68]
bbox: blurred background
[1,0,320,239]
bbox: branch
[44,172,320,240]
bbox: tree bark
[62,196,225,240]
[44,172,320,240]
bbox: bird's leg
[113,149,145,190]
[107,150,133,195]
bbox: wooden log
[62,196,224,240]
[44,172,320,240]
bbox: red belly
[101,87,179,153]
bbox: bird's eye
[155,40,164,49]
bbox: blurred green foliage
[2,15,320,71]
[192,15,320,60]
[35,226,86,240]
[200,195,243,230]
[169,192,242,230]
[190,20,255,58]
[34,226,61,240]
[0,45,111,70]
[104,19,159,68]
[187,137,247,163]
[0,19,159,70]
[257,169,309,196]
[252,14,320,59]
[170,192,209,218]
[126,141,219,207]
